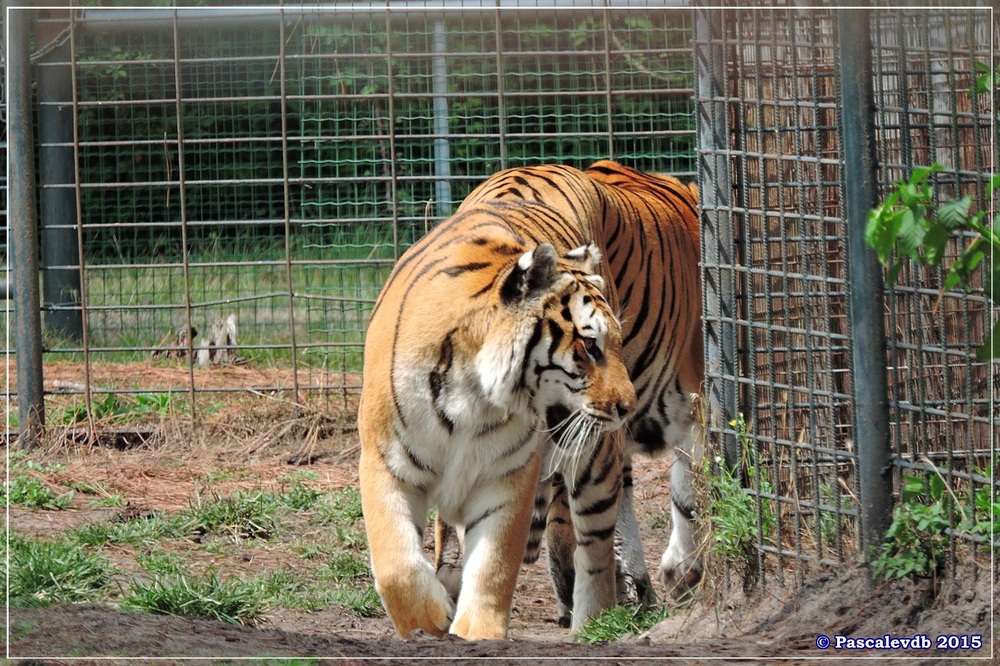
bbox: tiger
[454,159,705,629]
[357,197,638,640]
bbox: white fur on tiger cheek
[475,320,532,410]
[573,289,609,350]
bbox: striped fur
[459,160,705,628]
[358,199,636,640]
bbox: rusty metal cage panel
[871,7,994,572]
[697,4,993,584]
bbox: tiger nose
[616,399,635,420]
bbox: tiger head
[476,241,636,441]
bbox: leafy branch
[865,166,998,359]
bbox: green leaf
[922,223,952,266]
[909,164,939,185]
[928,475,944,502]
[987,174,1000,198]
[866,207,903,264]
[902,475,925,502]
[896,208,927,260]
[936,196,972,230]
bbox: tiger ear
[563,242,602,274]
[501,243,560,304]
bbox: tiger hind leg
[614,454,657,608]
[434,517,463,603]
[543,475,575,628]
[657,445,704,595]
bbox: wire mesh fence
[697,4,994,585]
[7,4,696,419]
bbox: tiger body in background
[457,160,705,628]
[358,198,637,640]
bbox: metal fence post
[694,4,739,472]
[836,6,893,555]
[37,14,84,342]
[9,7,46,446]
[432,20,453,218]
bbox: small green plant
[705,415,776,564]
[58,392,176,425]
[969,468,998,542]
[68,480,127,508]
[872,468,993,582]
[3,454,73,509]
[4,475,74,510]
[865,166,999,359]
[71,511,189,547]
[135,550,188,576]
[276,479,324,512]
[121,571,269,626]
[871,475,950,581]
[6,532,117,608]
[575,604,670,643]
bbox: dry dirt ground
[3,362,996,665]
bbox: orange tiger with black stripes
[359,194,638,639]
[359,160,702,639]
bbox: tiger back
[358,198,636,640]
[458,160,705,627]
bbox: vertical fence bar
[836,6,892,554]
[9,7,46,446]
[278,7,302,406]
[432,20,453,218]
[493,4,507,169]
[36,14,83,342]
[170,8,198,421]
[693,4,738,471]
[68,11,97,441]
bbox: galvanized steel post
[37,14,84,341]
[694,5,739,472]
[836,7,893,554]
[432,20,453,218]
[9,7,46,446]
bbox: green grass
[4,453,75,510]
[183,489,282,541]
[121,571,270,626]
[70,512,190,547]
[11,469,383,624]
[576,604,670,643]
[67,480,128,508]
[7,531,118,608]
[53,232,408,371]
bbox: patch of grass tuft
[183,489,281,541]
[121,571,269,626]
[576,604,670,644]
[7,532,117,608]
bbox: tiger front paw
[378,564,455,638]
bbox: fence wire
[10,5,695,418]
[698,5,994,586]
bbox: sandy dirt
[3,362,995,664]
